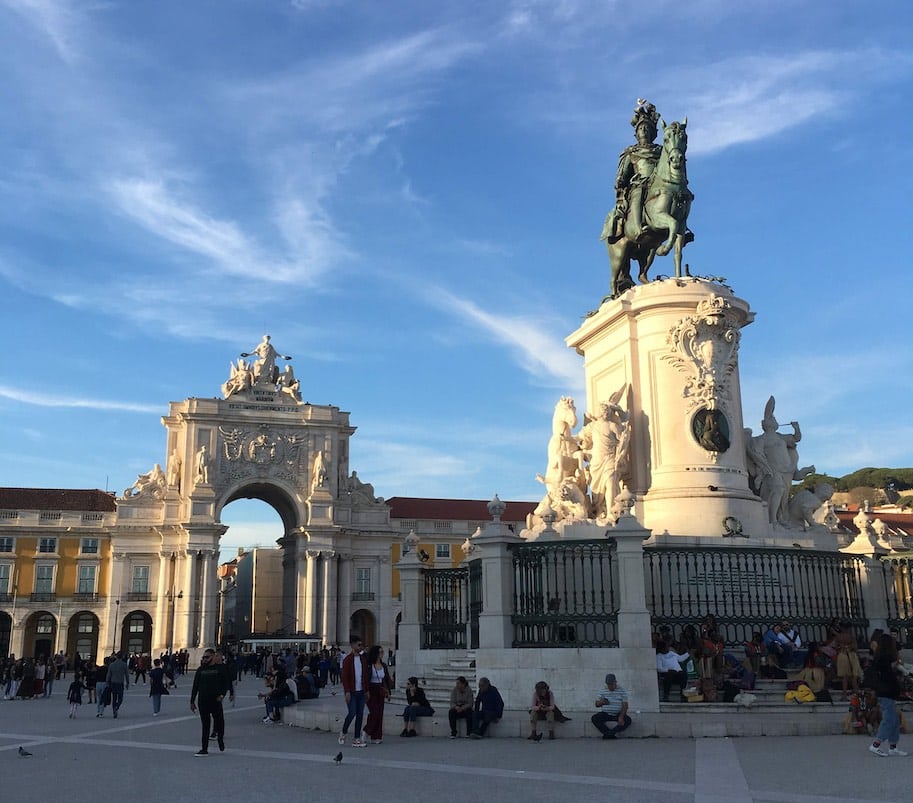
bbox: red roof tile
[0,488,116,512]
[385,496,535,523]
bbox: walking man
[106,652,130,719]
[190,648,229,756]
[338,635,367,748]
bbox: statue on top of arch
[222,335,301,402]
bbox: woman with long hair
[363,645,392,744]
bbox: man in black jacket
[190,649,229,755]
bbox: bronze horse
[605,119,694,299]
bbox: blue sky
[1,1,911,550]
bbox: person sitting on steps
[400,677,434,737]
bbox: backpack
[816,688,833,703]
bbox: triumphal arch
[114,336,395,653]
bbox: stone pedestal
[567,278,769,539]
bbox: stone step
[284,695,850,738]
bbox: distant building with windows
[0,488,117,660]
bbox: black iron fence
[468,559,482,650]
[880,556,913,647]
[644,546,869,647]
[421,567,468,649]
[510,539,618,647]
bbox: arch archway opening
[219,496,291,645]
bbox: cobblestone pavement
[1,677,911,802]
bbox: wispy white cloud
[422,288,583,389]
[106,178,349,285]
[2,0,85,65]
[0,384,160,413]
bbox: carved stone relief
[663,294,741,414]
[217,425,309,487]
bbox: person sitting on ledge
[470,677,504,739]
[656,642,690,702]
[528,680,570,740]
[400,677,434,737]
[591,673,631,740]
[261,671,295,723]
[448,676,474,738]
[764,623,793,667]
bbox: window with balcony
[132,565,149,594]
[352,567,374,601]
[81,538,99,555]
[0,536,13,552]
[38,537,57,554]
[77,564,97,595]
[35,564,55,594]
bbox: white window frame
[435,543,451,560]
[355,567,371,594]
[0,562,11,594]
[34,563,56,594]
[0,536,14,553]
[80,537,99,555]
[77,563,98,594]
[37,537,57,554]
[132,565,150,594]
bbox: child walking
[67,674,85,718]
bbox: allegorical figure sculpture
[751,397,815,526]
[166,448,182,491]
[527,390,632,532]
[311,450,328,495]
[222,337,299,400]
[601,99,694,299]
[123,463,166,500]
[195,445,211,485]
[788,483,834,531]
[579,394,631,520]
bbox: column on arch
[321,550,338,645]
[154,552,171,652]
[336,553,353,643]
[198,549,218,648]
[304,550,320,634]
[180,550,199,646]
[377,554,392,647]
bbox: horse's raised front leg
[653,212,679,256]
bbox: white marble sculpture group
[527,388,632,534]
[222,334,301,401]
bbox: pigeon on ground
[334,752,343,764]
[18,746,32,757]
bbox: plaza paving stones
[1,679,911,802]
